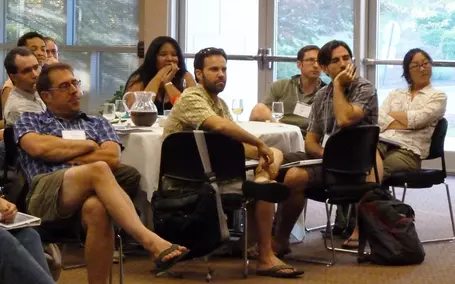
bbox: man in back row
[2,31,55,111]
[3,47,46,126]
[250,45,326,136]
[164,47,303,278]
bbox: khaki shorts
[27,168,73,222]
[377,142,421,178]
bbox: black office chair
[157,131,249,280]
[382,118,454,244]
[294,125,381,266]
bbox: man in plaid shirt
[14,63,189,282]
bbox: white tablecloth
[120,121,304,201]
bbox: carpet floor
[58,177,455,283]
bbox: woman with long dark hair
[124,36,196,114]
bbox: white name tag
[293,102,311,118]
[322,134,330,148]
[62,130,86,140]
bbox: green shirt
[163,86,232,138]
[263,74,325,135]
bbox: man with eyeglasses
[14,63,188,283]
[273,40,382,252]
[250,45,325,136]
[3,47,46,126]
[378,48,446,178]
[2,31,52,112]
[44,37,59,62]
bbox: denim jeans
[0,227,55,284]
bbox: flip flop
[256,264,304,278]
[242,180,290,202]
[153,244,190,276]
[341,238,359,249]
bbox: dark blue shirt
[14,110,122,183]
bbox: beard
[203,74,226,95]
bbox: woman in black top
[124,36,196,115]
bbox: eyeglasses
[409,61,431,70]
[48,79,82,92]
[17,64,41,75]
[301,58,318,65]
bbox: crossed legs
[58,162,186,284]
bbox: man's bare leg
[81,196,114,284]
[274,167,309,252]
[59,162,186,262]
[343,150,384,246]
[251,149,296,274]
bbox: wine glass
[114,100,126,121]
[232,98,244,122]
[103,103,116,122]
[272,102,284,122]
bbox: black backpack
[357,189,425,265]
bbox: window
[275,0,354,80]
[376,0,455,140]
[76,0,137,45]
[184,0,259,120]
[5,0,66,44]
[1,0,138,114]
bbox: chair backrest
[323,125,380,180]
[159,131,246,185]
[3,127,18,178]
[426,118,447,160]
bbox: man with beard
[163,47,304,278]
[272,40,383,253]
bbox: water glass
[114,100,126,120]
[232,99,244,122]
[103,103,116,121]
[272,102,284,122]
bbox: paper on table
[245,159,259,169]
[379,136,404,147]
[244,158,322,170]
[114,125,154,134]
[280,159,323,169]
[0,212,41,230]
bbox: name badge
[322,134,330,148]
[293,102,311,118]
[62,130,86,140]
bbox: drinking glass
[272,102,284,122]
[103,103,116,121]
[114,100,126,120]
[231,98,244,122]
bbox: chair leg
[421,182,455,244]
[61,243,86,270]
[345,204,353,230]
[402,183,407,202]
[118,234,124,284]
[304,198,334,233]
[325,201,336,266]
[242,203,249,279]
[204,256,213,282]
[391,186,396,199]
